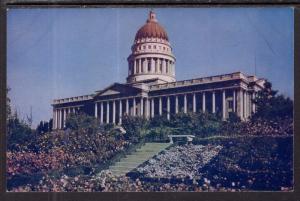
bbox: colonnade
[53,88,256,129]
[52,106,81,129]
[129,57,175,76]
[93,88,256,125]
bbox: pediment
[100,89,120,96]
[94,83,143,98]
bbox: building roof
[135,11,169,41]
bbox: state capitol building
[52,11,265,130]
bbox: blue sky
[7,7,294,127]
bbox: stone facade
[51,11,265,130]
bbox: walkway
[109,143,170,176]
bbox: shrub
[122,115,150,143]
[7,116,34,151]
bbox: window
[163,47,165,50]
[154,45,156,49]
[148,45,151,49]
[143,46,146,49]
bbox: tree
[7,112,33,151]
[48,118,53,132]
[253,81,293,120]
[7,87,11,121]
[7,88,34,150]
[122,115,150,143]
[36,121,44,135]
[65,112,99,132]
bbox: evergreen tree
[6,88,34,150]
[6,87,11,121]
[36,121,44,134]
[48,118,53,132]
[253,81,293,120]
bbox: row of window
[137,44,170,51]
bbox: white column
[222,90,226,120]
[184,94,187,113]
[55,109,58,129]
[151,58,155,73]
[58,109,61,128]
[246,92,249,118]
[233,90,236,113]
[60,109,63,129]
[169,61,172,75]
[72,107,75,114]
[95,102,98,118]
[100,102,103,123]
[193,93,196,113]
[133,98,136,116]
[145,98,150,119]
[53,109,57,129]
[112,100,116,124]
[163,59,166,74]
[119,100,122,124]
[63,108,67,128]
[151,98,155,118]
[145,58,148,73]
[248,93,251,117]
[212,91,216,113]
[106,101,110,123]
[172,62,175,76]
[59,109,63,129]
[175,96,179,114]
[202,92,206,112]
[138,59,142,73]
[134,59,137,74]
[239,90,244,119]
[140,97,144,117]
[159,97,162,115]
[57,109,60,129]
[126,99,129,115]
[252,92,256,113]
[53,109,56,129]
[244,91,247,119]
[167,96,170,120]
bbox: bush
[122,115,150,143]
[200,136,293,190]
[7,116,34,151]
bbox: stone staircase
[108,142,170,176]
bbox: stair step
[107,143,170,176]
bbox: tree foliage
[122,115,150,143]
[36,120,52,135]
[7,87,12,121]
[7,88,34,151]
[253,81,293,120]
[65,112,99,133]
[7,113,33,151]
